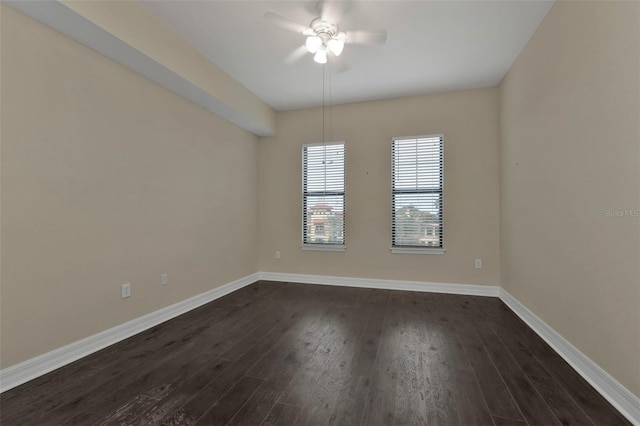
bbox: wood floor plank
[537,363,632,426]
[359,292,400,426]
[1,326,189,423]
[280,308,357,410]
[418,293,461,426]
[227,378,288,425]
[492,415,529,426]
[159,333,294,423]
[448,301,524,422]
[327,291,388,426]
[492,324,596,426]
[155,296,315,424]
[194,375,264,425]
[98,353,221,425]
[475,324,561,426]
[293,292,384,425]
[133,358,232,426]
[62,410,105,425]
[433,295,495,426]
[43,340,205,424]
[213,311,286,360]
[260,402,302,426]
[476,300,631,426]
[1,281,630,426]
[442,296,524,424]
[0,347,115,421]
[246,304,340,380]
[392,292,429,426]
[5,342,192,425]
[99,395,158,426]
[326,376,371,426]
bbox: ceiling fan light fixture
[306,35,322,53]
[264,10,387,66]
[314,48,328,64]
[327,37,344,56]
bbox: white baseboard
[2,272,637,425]
[0,272,259,393]
[259,271,501,297]
[500,289,640,425]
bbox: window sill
[301,244,346,252]
[390,247,445,255]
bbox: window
[391,135,444,254]
[302,142,345,250]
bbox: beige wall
[0,5,259,368]
[500,1,640,397]
[58,0,276,136]
[258,88,501,285]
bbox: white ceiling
[140,1,553,112]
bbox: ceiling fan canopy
[263,1,387,66]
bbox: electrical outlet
[475,259,482,269]
[161,273,168,286]
[121,283,131,298]
[275,251,281,259]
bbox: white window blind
[302,142,345,248]
[391,135,443,250]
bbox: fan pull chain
[322,63,327,197]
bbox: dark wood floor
[0,281,630,425]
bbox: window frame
[391,134,445,255]
[301,141,346,251]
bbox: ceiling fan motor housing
[310,18,338,41]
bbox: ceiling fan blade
[284,45,309,65]
[263,11,309,34]
[318,0,352,23]
[346,31,387,45]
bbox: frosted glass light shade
[327,38,344,56]
[314,49,328,64]
[306,36,322,53]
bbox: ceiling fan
[264,1,387,65]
